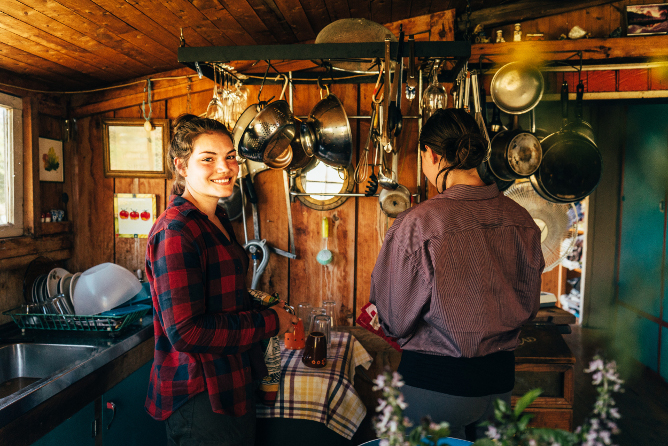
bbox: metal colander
[239,100,296,169]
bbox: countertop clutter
[0,317,154,445]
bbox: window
[294,160,354,211]
[0,92,23,237]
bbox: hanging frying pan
[487,115,542,181]
[530,81,602,203]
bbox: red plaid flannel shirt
[144,195,279,420]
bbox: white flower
[609,408,620,419]
[379,440,389,446]
[391,371,405,388]
[373,374,387,390]
[599,430,612,445]
[486,425,500,440]
[528,438,537,446]
[592,371,603,385]
[396,394,408,410]
[585,358,604,372]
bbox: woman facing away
[144,115,296,446]
[370,108,545,441]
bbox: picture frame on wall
[102,118,170,178]
[38,137,64,182]
[114,193,156,238]
[626,3,668,36]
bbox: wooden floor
[564,325,668,446]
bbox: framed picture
[39,137,64,182]
[114,193,157,238]
[102,118,170,178]
[626,3,668,36]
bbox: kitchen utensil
[379,184,411,217]
[217,184,243,221]
[73,263,142,315]
[69,272,81,303]
[308,307,326,335]
[378,153,398,190]
[232,103,259,152]
[297,302,312,333]
[421,65,447,122]
[488,115,542,181]
[323,300,337,330]
[387,27,404,137]
[302,88,352,168]
[46,268,70,298]
[314,18,397,74]
[313,314,332,347]
[505,181,578,271]
[530,81,602,203]
[354,102,378,184]
[488,104,507,136]
[490,62,544,114]
[285,123,313,171]
[471,71,491,160]
[239,100,295,169]
[563,80,595,143]
[302,331,327,368]
[316,217,333,266]
[285,318,305,350]
[476,160,515,192]
[405,35,417,100]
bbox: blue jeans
[165,391,256,446]
[401,384,512,441]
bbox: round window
[294,160,355,211]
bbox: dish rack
[3,306,150,332]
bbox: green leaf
[472,438,496,446]
[530,427,578,445]
[517,413,534,431]
[513,388,542,418]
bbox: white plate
[47,268,70,298]
[69,272,82,302]
[39,275,49,303]
[31,275,46,303]
[58,273,74,295]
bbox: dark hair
[419,108,488,191]
[168,114,233,195]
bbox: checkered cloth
[256,331,373,440]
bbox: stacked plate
[27,268,80,314]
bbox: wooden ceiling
[0,0,616,91]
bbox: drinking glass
[308,307,326,336]
[312,314,331,348]
[297,302,312,333]
[322,300,337,331]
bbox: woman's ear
[174,158,187,178]
[424,145,440,166]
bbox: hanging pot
[477,160,515,192]
[529,81,602,203]
[238,100,295,169]
[490,62,544,115]
[284,121,313,171]
[302,88,352,168]
[487,115,542,181]
[379,184,411,218]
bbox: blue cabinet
[617,104,668,376]
[32,401,96,446]
[102,361,166,445]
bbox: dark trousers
[401,384,512,442]
[165,391,256,446]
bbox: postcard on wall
[627,3,668,35]
[114,193,156,238]
[39,138,64,182]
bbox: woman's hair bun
[454,132,488,170]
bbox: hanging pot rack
[178,41,471,85]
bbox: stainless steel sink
[0,343,101,399]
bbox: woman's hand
[273,301,299,336]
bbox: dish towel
[355,302,402,352]
[248,289,282,406]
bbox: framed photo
[626,3,668,36]
[102,118,170,178]
[114,193,156,238]
[39,137,64,182]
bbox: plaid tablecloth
[256,331,373,440]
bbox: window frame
[0,91,24,238]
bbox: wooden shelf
[40,221,72,235]
[470,35,668,64]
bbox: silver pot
[303,94,352,168]
[379,184,411,218]
[490,62,544,115]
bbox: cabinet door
[102,361,166,446]
[618,104,667,318]
[32,401,95,446]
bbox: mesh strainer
[239,100,295,169]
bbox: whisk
[354,102,378,184]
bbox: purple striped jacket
[370,184,545,358]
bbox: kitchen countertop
[0,316,153,440]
